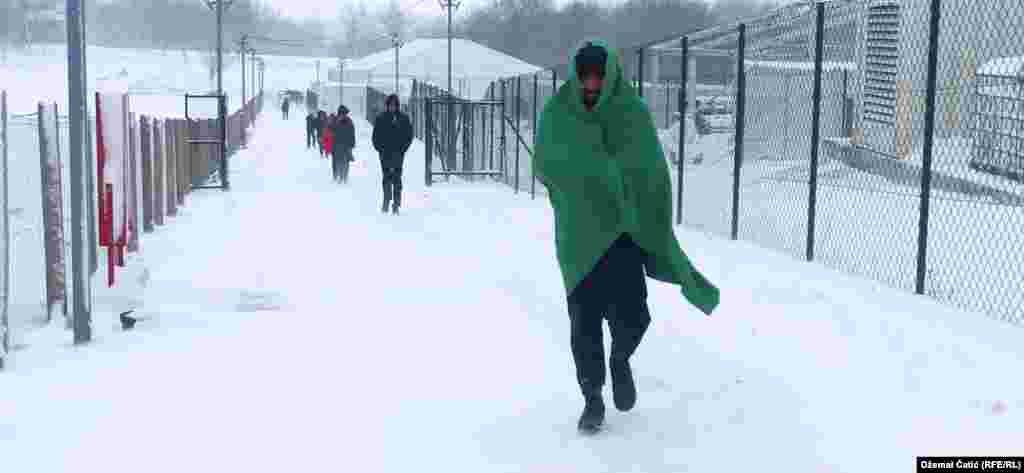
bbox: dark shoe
[382,201,390,213]
[610,358,637,412]
[577,396,605,435]
[120,311,138,331]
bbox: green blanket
[533,39,719,315]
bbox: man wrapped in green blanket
[533,40,721,435]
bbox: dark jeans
[333,149,352,182]
[382,166,404,209]
[307,130,315,148]
[567,234,650,399]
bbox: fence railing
[484,0,1023,326]
[0,90,265,369]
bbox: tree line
[3,0,780,83]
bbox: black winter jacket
[333,116,356,150]
[371,111,413,168]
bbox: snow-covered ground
[2,104,1022,473]
[2,43,333,335]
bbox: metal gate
[184,94,228,190]
[424,96,503,185]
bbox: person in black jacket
[371,94,413,214]
[332,105,356,183]
[306,111,317,149]
[316,110,327,157]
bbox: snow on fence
[478,2,1024,327]
[0,90,264,369]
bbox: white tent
[341,38,543,100]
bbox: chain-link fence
[481,0,1024,326]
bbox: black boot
[610,357,637,412]
[382,200,390,213]
[577,393,605,435]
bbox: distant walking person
[306,111,317,149]
[321,115,336,167]
[316,111,328,157]
[282,98,290,120]
[371,94,412,214]
[333,105,356,183]
[533,40,720,435]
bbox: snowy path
[2,110,1023,472]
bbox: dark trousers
[382,166,403,209]
[307,129,315,148]
[333,149,352,182]
[567,234,650,399]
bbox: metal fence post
[806,1,825,262]
[1,91,9,365]
[731,23,746,241]
[425,98,433,186]
[219,95,229,190]
[500,79,507,184]
[532,73,538,199]
[676,37,688,226]
[637,47,645,98]
[915,0,942,295]
[515,76,521,194]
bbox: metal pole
[915,0,942,295]
[531,73,538,198]
[488,86,494,172]
[500,79,506,183]
[445,1,454,98]
[1,91,10,363]
[241,36,246,116]
[215,0,227,190]
[676,37,687,226]
[637,48,645,98]
[425,98,433,186]
[515,76,521,193]
[731,23,746,241]
[394,36,400,95]
[216,1,223,103]
[806,1,825,262]
[240,37,246,148]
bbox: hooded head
[569,40,622,113]
[385,94,400,113]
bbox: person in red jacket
[321,115,336,165]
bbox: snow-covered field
[1,109,1021,472]
[2,44,333,334]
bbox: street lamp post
[392,34,404,95]
[204,0,233,190]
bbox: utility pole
[250,48,256,106]
[392,34,403,95]
[438,0,461,98]
[205,0,233,189]
[239,34,247,112]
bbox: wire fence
[421,0,1023,326]
[0,89,265,369]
